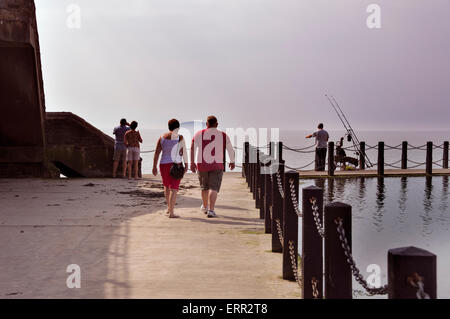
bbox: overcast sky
[35,0,450,131]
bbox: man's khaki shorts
[113,147,127,161]
[198,169,224,192]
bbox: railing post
[259,153,265,219]
[278,141,283,162]
[264,159,272,234]
[252,147,257,197]
[302,186,324,299]
[249,146,255,193]
[444,141,449,169]
[244,142,249,180]
[282,170,299,281]
[426,141,433,175]
[255,149,261,208]
[359,141,365,170]
[388,246,437,299]
[378,141,384,176]
[401,141,408,170]
[324,202,352,299]
[271,160,284,253]
[328,141,335,176]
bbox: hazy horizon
[36,0,450,131]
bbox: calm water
[298,176,450,298]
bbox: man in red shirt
[190,116,235,218]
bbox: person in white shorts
[124,121,143,180]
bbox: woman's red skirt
[160,163,181,190]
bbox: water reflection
[397,177,408,224]
[439,176,449,224]
[306,176,449,234]
[373,178,385,232]
[421,177,434,236]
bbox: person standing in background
[306,123,329,171]
[124,121,143,180]
[112,118,130,178]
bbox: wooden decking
[297,169,450,179]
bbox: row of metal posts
[243,142,437,299]
[329,141,449,176]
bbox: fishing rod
[325,94,374,168]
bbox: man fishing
[306,123,329,171]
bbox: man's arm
[190,138,197,173]
[124,131,129,146]
[225,134,235,170]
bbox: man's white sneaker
[201,205,208,214]
[207,210,216,218]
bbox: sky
[35,0,450,132]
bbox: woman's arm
[138,131,143,143]
[180,136,189,170]
[124,131,129,146]
[152,137,162,175]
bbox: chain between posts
[276,172,285,198]
[275,219,283,248]
[309,197,324,238]
[408,273,431,299]
[335,218,389,295]
[288,240,302,289]
[288,179,302,217]
[311,278,320,299]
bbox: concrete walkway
[0,173,300,299]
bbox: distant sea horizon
[99,128,450,174]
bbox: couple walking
[152,116,235,218]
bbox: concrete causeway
[0,173,300,298]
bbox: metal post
[259,153,265,219]
[250,160,254,193]
[264,161,272,233]
[282,170,299,281]
[378,141,384,176]
[388,246,437,299]
[302,186,324,299]
[255,149,261,207]
[278,141,283,162]
[359,141,365,170]
[244,142,249,180]
[328,141,335,177]
[426,141,433,175]
[401,141,408,170]
[271,160,284,253]
[324,202,352,299]
[444,141,449,169]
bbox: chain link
[311,277,320,299]
[310,198,324,238]
[408,273,431,299]
[288,179,302,217]
[288,240,303,289]
[275,218,283,248]
[335,218,389,295]
[276,172,285,198]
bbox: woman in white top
[152,119,188,218]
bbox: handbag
[169,136,185,180]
